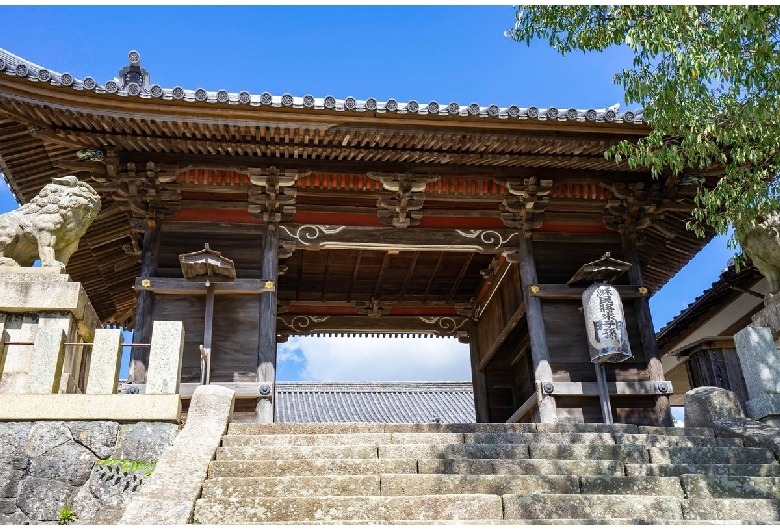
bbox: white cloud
[278,336,472,382]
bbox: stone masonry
[0,420,178,525]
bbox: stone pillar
[256,223,278,423]
[0,268,100,394]
[621,230,673,426]
[515,236,557,423]
[130,220,161,383]
[146,321,185,395]
[86,328,123,395]
[734,326,780,426]
[0,314,7,381]
[26,328,66,394]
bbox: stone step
[225,422,640,436]
[201,474,582,498]
[216,445,379,461]
[626,463,780,477]
[208,458,417,478]
[377,443,528,460]
[235,519,772,526]
[637,426,714,437]
[580,476,685,498]
[681,474,780,499]
[465,432,617,445]
[380,474,579,496]
[682,498,780,521]
[528,443,648,464]
[201,476,381,498]
[193,494,503,523]
[502,493,683,520]
[418,458,625,476]
[227,423,540,435]
[220,431,621,447]
[648,446,777,465]
[221,433,393,447]
[614,433,744,448]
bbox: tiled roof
[0,48,644,124]
[655,264,763,353]
[275,382,476,424]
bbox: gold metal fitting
[141,278,151,288]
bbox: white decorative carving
[277,315,330,333]
[455,229,519,249]
[418,316,468,334]
[279,225,346,246]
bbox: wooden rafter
[447,252,475,303]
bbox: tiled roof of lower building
[275,382,476,424]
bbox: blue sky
[0,5,734,382]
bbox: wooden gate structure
[0,50,718,425]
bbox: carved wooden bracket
[601,179,690,240]
[247,167,309,223]
[367,172,441,228]
[108,162,182,224]
[499,177,552,237]
[356,298,394,317]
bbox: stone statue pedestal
[0,267,101,394]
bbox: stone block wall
[0,420,179,524]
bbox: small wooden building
[0,49,722,425]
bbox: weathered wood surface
[681,340,748,410]
[528,284,648,300]
[276,315,469,337]
[257,224,279,423]
[539,381,674,396]
[134,277,275,295]
[468,323,490,423]
[505,392,540,424]
[129,222,160,383]
[153,295,261,383]
[279,225,521,253]
[477,302,527,371]
[516,236,556,423]
[622,231,673,426]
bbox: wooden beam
[527,284,649,300]
[622,230,673,426]
[468,323,490,423]
[506,392,540,424]
[278,225,521,253]
[399,251,419,302]
[423,254,445,304]
[346,250,362,303]
[129,221,160,384]
[477,302,528,372]
[538,381,675,397]
[276,315,469,337]
[257,223,279,423]
[133,277,275,295]
[516,236,557,423]
[322,250,333,302]
[373,252,391,300]
[447,253,475,303]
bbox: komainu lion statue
[739,210,780,303]
[0,176,101,268]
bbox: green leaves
[509,6,780,245]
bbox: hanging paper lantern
[582,283,633,363]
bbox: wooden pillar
[621,230,673,426]
[129,220,160,383]
[516,236,557,423]
[468,323,490,422]
[256,222,279,423]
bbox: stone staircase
[193,422,780,524]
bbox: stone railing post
[734,326,780,426]
[0,314,7,381]
[86,328,123,395]
[146,321,185,395]
[26,327,66,394]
